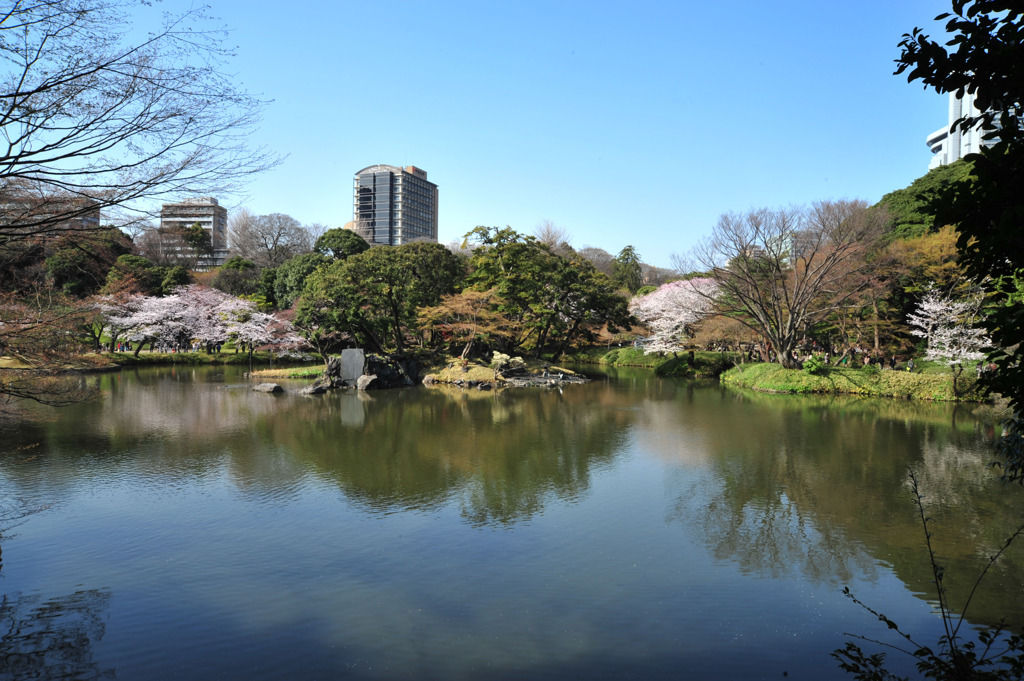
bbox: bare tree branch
[682,200,886,368]
[0,0,281,243]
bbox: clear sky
[160,0,954,268]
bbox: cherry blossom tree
[629,278,719,355]
[98,293,167,355]
[908,287,990,398]
[125,293,193,354]
[227,307,301,366]
[178,285,242,350]
[100,286,297,357]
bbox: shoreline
[720,362,987,402]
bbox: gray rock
[252,383,283,393]
[300,384,327,395]
[356,374,378,390]
[340,348,367,384]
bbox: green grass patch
[249,366,324,379]
[721,362,984,402]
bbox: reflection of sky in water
[2,368,1020,680]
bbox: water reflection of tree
[674,388,1024,626]
[4,367,642,527]
[283,384,637,526]
[0,590,114,681]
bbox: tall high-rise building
[352,165,438,246]
[926,91,993,170]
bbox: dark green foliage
[222,256,256,271]
[314,228,370,260]
[273,252,330,309]
[0,227,132,297]
[182,222,212,255]
[296,242,465,355]
[258,267,278,307]
[463,226,632,357]
[101,254,192,296]
[398,241,466,303]
[159,266,190,296]
[211,257,260,296]
[103,254,164,295]
[44,247,92,296]
[874,161,974,240]
[613,245,643,293]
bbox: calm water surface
[1,365,1022,680]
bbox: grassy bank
[248,366,324,379]
[565,346,739,379]
[721,362,985,402]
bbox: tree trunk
[872,300,881,351]
[535,320,553,358]
[552,320,580,360]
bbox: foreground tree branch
[0,294,101,409]
[0,0,280,242]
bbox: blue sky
[167,0,953,267]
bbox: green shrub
[803,355,827,375]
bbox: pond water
[1,365,1022,680]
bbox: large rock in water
[313,349,420,391]
[362,353,418,389]
[252,383,283,393]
